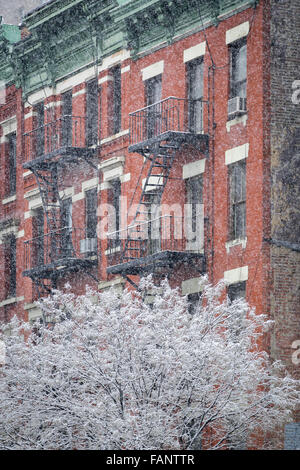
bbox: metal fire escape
[22,116,98,297]
[107,96,209,280]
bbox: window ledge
[226,237,247,253]
[100,129,129,145]
[0,296,24,307]
[2,194,16,205]
[226,113,248,132]
[105,246,121,255]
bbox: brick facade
[0,0,299,448]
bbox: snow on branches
[0,276,298,450]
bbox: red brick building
[0,0,299,448]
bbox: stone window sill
[225,237,247,253]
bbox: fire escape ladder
[122,142,180,262]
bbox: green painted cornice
[5,0,258,98]
[0,24,21,85]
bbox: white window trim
[226,21,249,45]
[225,143,249,165]
[142,60,164,81]
[224,266,248,285]
[0,296,24,308]
[0,115,17,136]
[99,156,125,182]
[182,277,203,296]
[225,237,247,253]
[100,129,129,145]
[183,41,206,63]
[183,159,206,179]
[2,195,16,205]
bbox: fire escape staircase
[122,142,180,263]
[107,96,209,278]
[22,117,98,297]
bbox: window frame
[85,187,98,240]
[228,160,246,241]
[86,78,99,146]
[7,132,17,195]
[186,57,204,133]
[227,281,246,302]
[229,38,247,99]
[112,65,121,135]
[4,234,16,298]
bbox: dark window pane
[61,90,72,146]
[85,188,97,239]
[187,58,203,132]
[229,161,246,240]
[230,40,247,98]
[187,292,201,315]
[146,75,162,138]
[35,208,44,267]
[86,79,98,146]
[60,198,72,257]
[111,179,121,234]
[8,132,16,194]
[186,176,203,235]
[6,235,16,297]
[35,102,44,157]
[112,66,121,135]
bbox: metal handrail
[23,227,96,271]
[107,214,183,238]
[129,96,209,147]
[129,96,208,116]
[23,115,86,138]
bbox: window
[187,292,201,315]
[112,66,121,135]
[7,132,16,195]
[86,78,98,146]
[61,90,72,147]
[34,207,44,267]
[145,74,162,138]
[227,281,246,302]
[60,198,72,257]
[229,160,246,240]
[35,102,44,157]
[187,58,204,132]
[186,175,203,248]
[4,235,16,297]
[108,179,121,247]
[229,39,247,99]
[85,188,97,239]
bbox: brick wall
[270,0,300,427]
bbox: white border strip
[183,41,206,63]
[142,60,164,81]
[226,21,249,45]
[225,143,249,165]
[224,266,248,284]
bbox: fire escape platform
[107,250,205,276]
[23,146,97,171]
[128,131,209,155]
[23,256,97,281]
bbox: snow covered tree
[0,276,298,450]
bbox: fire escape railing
[129,96,209,147]
[24,115,89,163]
[24,227,97,272]
[106,215,204,266]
